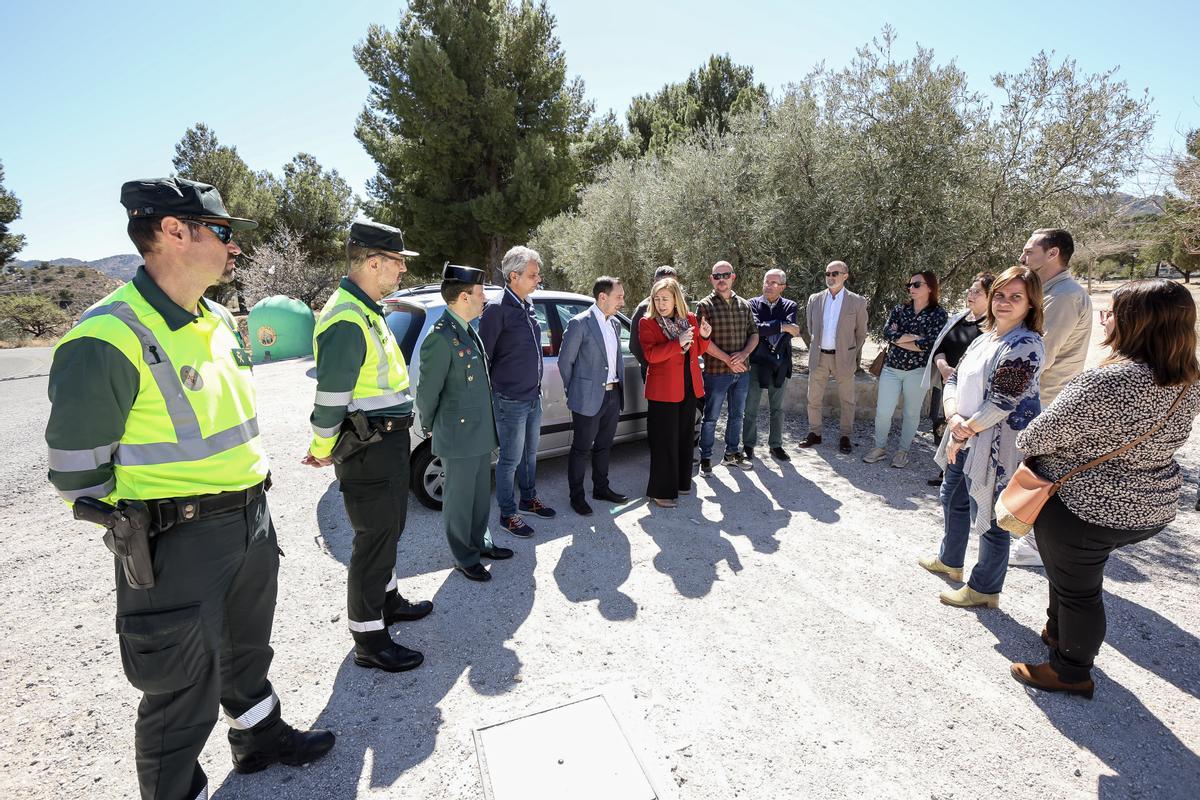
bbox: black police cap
[120,177,257,231]
[348,221,419,257]
[442,262,485,285]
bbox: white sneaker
[891,450,909,468]
[862,447,888,464]
[1010,534,1044,568]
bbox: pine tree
[354,0,590,278]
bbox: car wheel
[411,441,445,511]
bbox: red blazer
[639,313,709,403]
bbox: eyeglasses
[765,280,786,286]
[184,219,234,244]
[825,272,845,278]
[711,272,733,281]
[1099,309,1114,323]
[906,281,926,289]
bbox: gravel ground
[2,300,1198,799]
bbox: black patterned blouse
[881,303,949,372]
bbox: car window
[384,305,427,363]
[554,302,592,330]
[616,314,632,354]
[533,302,552,355]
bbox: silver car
[383,284,649,509]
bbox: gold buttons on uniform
[460,418,466,423]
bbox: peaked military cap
[120,177,257,231]
[348,221,419,257]
[442,262,485,285]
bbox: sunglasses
[906,281,926,289]
[184,219,234,244]
[711,272,733,281]
[825,271,844,278]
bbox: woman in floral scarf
[918,266,1046,608]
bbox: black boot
[384,592,433,624]
[229,707,335,774]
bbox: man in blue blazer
[558,276,630,515]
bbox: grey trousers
[442,452,495,567]
[743,379,788,448]
[115,494,280,800]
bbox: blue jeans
[493,393,542,517]
[699,372,749,460]
[873,365,927,450]
[937,449,1011,595]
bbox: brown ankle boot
[1010,662,1094,699]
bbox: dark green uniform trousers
[114,494,280,800]
[442,452,494,567]
[334,426,410,648]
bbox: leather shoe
[571,498,594,516]
[385,597,433,624]
[593,488,629,503]
[769,447,790,461]
[1010,662,1094,699]
[798,432,821,448]
[838,436,852,454]
[354,642,424,673]
[231,724,336,774]
[482,546,513,560]
[456,562,491,582]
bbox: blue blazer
[559,308,624,417]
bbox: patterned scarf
[656,314,691,342]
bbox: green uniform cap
[348,221,418,257]
[442,262,485,284]
[120,176,257,231]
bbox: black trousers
[115,494,280,800]
[646,389,698,501]
[334,426,410,649]
[568,388,621,502]
[1037,493,1163,683]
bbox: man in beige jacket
[1013,228,1093,567]
[800,261,869,454]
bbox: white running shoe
[1009,534,1044,568]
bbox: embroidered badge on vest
[180,365,205,391]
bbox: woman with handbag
[1008,279,1200,699]
[921,272,996,485]
[863,271,948,468]
[639,277,712,508]
[917,266,1045,608]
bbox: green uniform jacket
[415,310,498,459]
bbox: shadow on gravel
[639,502,744,599]
[976,610,1200,800]
[1108,524,1200,584]
[800,422,939,511]
[552,509,637,621]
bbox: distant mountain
[5,254,140,280]
[1113,192,1163,218]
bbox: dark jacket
[748,295,798,388]
[478,287,543,401]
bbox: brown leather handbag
[868,348,887,378]
[996,387,1189,535]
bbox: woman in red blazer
[639,277,712,506]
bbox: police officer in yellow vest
[45,178,334,800]
[303,221,430,672]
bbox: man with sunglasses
[304,221,431,673]
[799,261,868,454]
[696,260,759,474]
[45,177,334,800]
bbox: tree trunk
[488,234,507,285]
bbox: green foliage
[0,161,26,266]
[536,30,1155,323]
[0,293,68,337]
[354,0,591,277]
[626,54,767,156]
[273,153,357,266]
[172,124,277,253]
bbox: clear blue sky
[2,0,1197,261]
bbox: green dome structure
[248,295,316,363]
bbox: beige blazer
[802,288,868,374]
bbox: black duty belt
[820,348,836,355]
[373,415,414,434]
[149,475,271,531]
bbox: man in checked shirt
[696,260,760,475]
